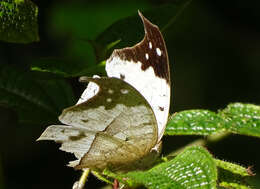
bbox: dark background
[0,0,260,188]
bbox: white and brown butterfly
[37,11,171,172]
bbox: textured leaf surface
[0,66,74,124]
[215,159,253,188]
[220,103,260,137]
[166,103,260,138]
[165,110,225,136]
[217,167,252,189]
[105,146,217,189]
[0,0,39,43]
[215,159,251,177]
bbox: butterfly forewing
[106,11,170,141]
[38,125,96,162]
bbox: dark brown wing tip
[138,10,159,34]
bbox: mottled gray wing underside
[38,77,158,171]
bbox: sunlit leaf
[215,159,251,177]
[220,103,260,137]
[217,167,252,189]
[166,103,260,138]
[165,110,225,135]
[104,146,217,189]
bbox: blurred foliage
[0,155,3,189]
[0,0,39,43]
[0,65,75,125]
[0,0,260,189]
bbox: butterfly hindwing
[38,77,158,171]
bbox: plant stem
[73,168,90,189]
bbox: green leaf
[33,77,76,112]
[217,167,252,189]
[31,57,106,78]
[0,65,75,124]
[220,103,260,137]
[165,110,226,136]
[95,1,192,61]
[165,103,260,138]
[104,146,217,189]
[0,0,39,43]
[215,159,251,177]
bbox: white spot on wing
[145,53,149,60]
[156,48,162,56]
[149,42,152,49]
[108,89,114,94]
[106,98,112,103]
[120,89,129,94]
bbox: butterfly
[37,11,171,172]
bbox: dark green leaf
[0,65,75,124]
[33,78,76,112]
[95,1,192,61]
[0,0,39,43]
[31,58,106,78]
